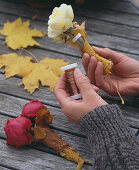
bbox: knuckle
[82,55,89,63]
[119,53,126,58]
[79,77,90,85]
[104,47,111,52]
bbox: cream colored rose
[48,4,74,43]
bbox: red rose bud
[4,116,32,147]
[21,100,46,118]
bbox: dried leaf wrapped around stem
[42,127,85,170]
[34,107,85,170]
[4,100,85,169]
[66,22,112,75]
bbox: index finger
[93,46,124,64]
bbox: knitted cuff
[79,104,134,148]
[80,104,139,169]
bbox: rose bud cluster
[4,100,84,170]
[21,100,46,118]
[4,100,52,147]
[4,116,32,148]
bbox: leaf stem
[20,48,39,63]
[108,76,124,104]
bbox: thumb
[74,68,94,98]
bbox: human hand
[54,68,107,123]
[81,47,139,96]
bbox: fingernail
[91,56,95,60]
[75,68,82,76]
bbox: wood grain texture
[0,0,139,169]
[0,166,11,170]
[0,138,92,170]
[1,7,139,42]
[0,110,138,166]
[75,6,139,27]
[0,69,138,108]
[0,92,84,135]
[0,114,93,163]
[0,1,139,59]
[0,0,138,15]
[0,0,139,28]
[95,0,139,14]
[0,92,138,137]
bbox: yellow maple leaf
[0,53,68,93]
[0,53,33,78]
[0,18,46,50]
[21,57,68,93]
[40,57,69,77]
[21,63,59,93]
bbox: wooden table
[0,0,139,169]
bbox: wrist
[80,104,133,143]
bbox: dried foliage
[0,53,68,93]
[0,18,45,50]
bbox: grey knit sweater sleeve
[79,104,139,170]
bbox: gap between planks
[0,0,138,16]
[0,164,17,170]
[0,70,138,109]
[0,0,139,29]
[0,2,139,56]
[0,138,92,170]
[0,91,138,133]
[0,114,93,165]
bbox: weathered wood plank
[0,165,11,170]
[0,95,138,166]
[0,5,139,58]
[98,90,139,108]
[0,0,138,169]
[38,27,139,57]
[0,40,84,71]
[84,18,139,41]
[97,0,139,14]
[0,2,139,42]
[0,0,138,132]
[39,28,139,59]
[0,138,92,170]
[0,22,139,60]
[0,92,138,134]
[1,0,138,15]
[75,6,139,28]
[0,68,138,108]
[80,30,139,57]
[0,114,93,163]
[0,32,138,63]
[0,0,139,28]
[0,92,84,135]
[0,104,138,165]
[0,42,138,103]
